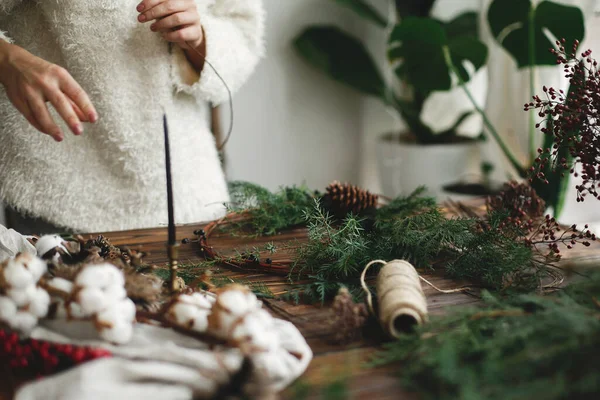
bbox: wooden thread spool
[361,259,428,338]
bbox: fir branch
[226,181,317,236]
[375,185,436,221]
[369,273,600,400]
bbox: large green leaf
[389,17,487,92]
[395,0,436,19]
[449,36,488,82]
[293,26,386,98]
[487,0,584,68]
[331,0,387,28]
[444,11,479,39]
[389,18,450,91]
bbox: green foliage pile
[370,272,600,400]
[291,193,542,301]
[226,181,316,236]
[226,182,555,302]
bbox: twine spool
[361,260,470,338]
[361,259,428,338]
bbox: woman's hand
[137,0,206,70]
[137,0,204,49]
[0,42,97,142]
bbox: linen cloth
[15,319,312,399]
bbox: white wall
[225,0,365,191]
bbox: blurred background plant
[293,0,487,145]
[293,0,586,217]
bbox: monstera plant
[295,0,586,215]
[294,0,489,199]
[294,0,487,145]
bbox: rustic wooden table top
[4,202,599,399]
[90,212,600,399]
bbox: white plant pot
[376,135,480,200]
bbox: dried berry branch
[526,39,600,203]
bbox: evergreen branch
[369,272,600,400]
[226,181,317,236]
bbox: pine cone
[321,181,378,219]
[330,287,368,344]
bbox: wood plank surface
[89,209,600,399]
[4,200,599,399]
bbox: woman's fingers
[161,25,202,43]
[151,11,196,32]
[26,95,63,142]
[46,90,83,135]
[7,90,45,133]
[138,0,192,22]
[59,74,97,123]
[69,98,89,123]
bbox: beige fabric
[16,317,311,399]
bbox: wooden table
[88,215,599,399]
[3,209,597,400]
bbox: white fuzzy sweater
[0,0,264,233]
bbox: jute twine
[360,259,469,338]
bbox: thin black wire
[185,41,234,151]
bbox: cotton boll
[116,298,136,322]
[191,309,210,332]
[96,299,136,326]
[23,255,47,281]
[99,319,133,344]
[46,277,74,294]
[232,310,279,352]
[0,296,17,321]
[76,263,124,289]
[35,235,67,258]
[103,264,125,288]
[170,302,199,326]
[95,305,118,327]
[8,285,35,307]
[189,292,214,308]
[28,286,50,318]
[218,290,260,315]
[3,260,34,289]
[104,284,127,302]
[78,287,108,314]
[9,311,37,333]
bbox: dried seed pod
[375,260,428,338]
[330,287,368,344]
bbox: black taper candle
[163,114,176,245]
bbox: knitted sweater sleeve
[170,0,265,105]
[0,0,22,43]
